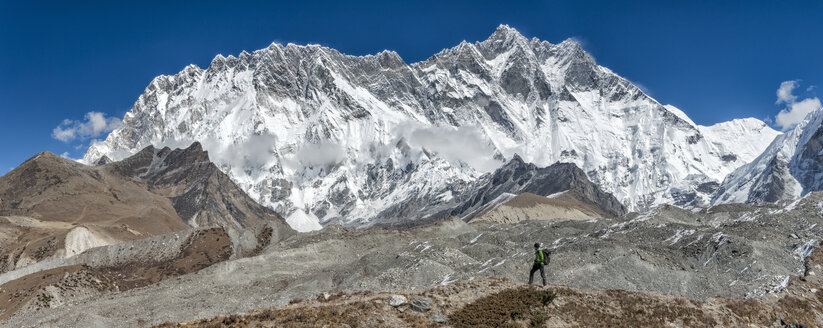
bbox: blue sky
[1,0,821,174]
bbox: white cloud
[59,152,82,162]
[294,143,345,167]
[198,134,280,178]
[774,80,822,130]
[775,97,823,130]
[776,80,799,104]
[399,124,502,173]
[52,112,122,142]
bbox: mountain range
[82,25,789,231]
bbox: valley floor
[162,246,823,328]
[2,193,822,327]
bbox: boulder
[431,313,448,323]
[410,296,432,312]
[389,294,407,307]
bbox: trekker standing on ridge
[529,242,549,286]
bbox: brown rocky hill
[467,191,613,224]
[0,142,292,274]
[449,156,627,224]
[107,142,290,231]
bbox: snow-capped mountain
[713,109,823,204]
[84,25,779,230]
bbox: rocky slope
[3,192,820,327]
[162,254,823,328]
[107,142,291,231]
[466,192,612,224]
[83,25,779,230]
[715,108,823,205]
[0,143,292,275]
[0,224,286,322]
[0,227,233,321]
[448,155,626,222]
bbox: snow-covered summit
[84,25,779,230]
[714,108,823,204]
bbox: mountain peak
[558,37,581,47]
[557,38,588,55]
[485,24,526,43]
[474,24,530,58]
[492,24,521,37]
[507,153,527,166]
[183,64,202,72]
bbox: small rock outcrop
[389,295,407,307]
[410,296,433,312]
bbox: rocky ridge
[449,155,626,221]
[0,143,292,275]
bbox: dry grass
[163,295,432,328]
[449,286,555,328]
[552,288,718,327]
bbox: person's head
[534,243,540,249]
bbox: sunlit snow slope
[84,25,779,230]
[714,109,823,204]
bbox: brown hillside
[0,143,292,274]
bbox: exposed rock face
[467,192,609,224]
[0,143,292,274]
[790,120,823,193]
[450,156,626,222]
[94,155,111,166]
[83,25,778,230]
[109,142,291,233]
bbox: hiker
[529,242,548,286]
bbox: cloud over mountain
[775,80,822,130]
[52,112,122,142]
